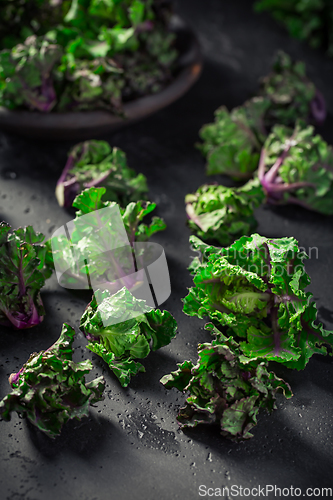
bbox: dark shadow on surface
[269,355,333,396]
[179,403,333,488]
[26,413,113,459]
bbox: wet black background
[0,1,333,498]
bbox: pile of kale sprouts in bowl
[0,0,178,113]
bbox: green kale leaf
[48,186,166,289]
[161,326,292,441]
[197,98,268,180]
[259,50,326,126]
[0,0,178,112]
[254,1,333,57]
[185,177,265,246]
[258,120,333,215]
[0,35,62,111]
[183,234,333,370]
[55,140,148,208]
[0,323,105,438]
[80,287,178,386]
[0,222,53,329]
[56,56,125,112]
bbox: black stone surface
[0,1,333,499]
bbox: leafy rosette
[161,325,292,441]
[183,234,333,370]
[0,323,106,438]
[0,35,62,111]
[254,1,333,58]
[48,186,166,289]
[258,121,333,214]
[197,51,326,182]
[80,288,178,387]
[55,141,148,208]
[197,97,269,180]
[0,222,53,329]
[259,51,326,126]
[185,178,265,246]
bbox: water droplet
[2,170,17,180]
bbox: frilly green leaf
[81,288,177,386]
[183,234,333,369]
[0,323,106,438]
[161,332,292,441]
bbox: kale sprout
[161,324,292,441]
[0,222,53,329]
[0,323,106,438]
[185,178,265,246]
[258,120,333,214]
[184,234,333,370]
[80,287,178,387]
[254,0,333,57]
[259,51,326,127]
[197,98,268,180]
[55,140,148,208]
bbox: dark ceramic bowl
[0,18,202,140]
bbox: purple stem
[9,366,25,386]
[20,76,57,112]
[271,307,281,357]
[135,20,154,34]
[264,138,294,184]
[56,143,90,207]
[185,203,205,231]
[267,181,316,193]
[93,210,136,289]
[201,278,223,284]
[310,89,327,126]
[18,252,26,297]
[58,141,88,188]
[84,169,112,189]
[3,300,42,330]
[259,129,316,203]
[257,147,267,183]
[57,154,75,187]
